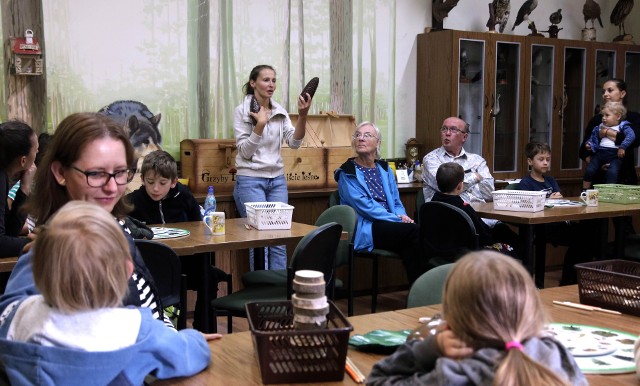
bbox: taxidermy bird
[433,0,461,24]
[610,0,634,36]
[583,0,603,29]
[512,0,538,31]
[487,0,511,33]
[549,9,562,25]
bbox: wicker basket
[246,301,353,384]
[593,184,640,204]
[575,259,640,316]
[491,190,546,212]
[245,202,294,230]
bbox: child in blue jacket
[0,201,220,386]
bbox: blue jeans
[585,148,621,184]
[233,175,288,270]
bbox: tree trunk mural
[329,0,352,114]
[368,6,376,123]
[356,0,363,122]
[297,0,305,92]
[2,0,47,132]
[187,0,210,139]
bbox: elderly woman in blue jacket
[334,122,425,283]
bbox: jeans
[233,175,288,270]
[585,148,622,184]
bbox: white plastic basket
[245,202,295,230]
[491,190,546,212]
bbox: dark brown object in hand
[300,77,319,102]
[249,95,259,125]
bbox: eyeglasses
[440,126,467,135]
[352,132,377,140]
[71,166,135,188]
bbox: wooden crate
[326,147,354,188]
[181,114,356,194]
[180,139,237,194]
[282,147,326,189]
[289,113,354,148]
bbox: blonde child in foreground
[367,250,587,386]
[0,201,221,386]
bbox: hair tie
[505,340,523,351]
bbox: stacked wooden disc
[292,270,329,330]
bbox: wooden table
[154,219,319,332]
[472,200,640,287]
[0,256,18,273]
[155,285,638,386]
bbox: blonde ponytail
[493,345,572,386]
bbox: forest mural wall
[41,0,401,157]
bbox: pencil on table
[346,356,366,383]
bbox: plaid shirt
[422,146,495,204]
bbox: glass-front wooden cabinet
[416,30,525,180]
[416,30,640,184]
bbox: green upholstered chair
[242,205,358,315]
[330,190,403,313]
[406,263,454,308]
[210,222,343,332]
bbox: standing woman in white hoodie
[232,65,313,270]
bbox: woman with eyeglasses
[0,112,174,328]
[334,122,425,284]
[0,121,38,259]
[232,64,313,270]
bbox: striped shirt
[120,219,174,329]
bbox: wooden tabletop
[154,285,639,385]
[472,200,640,225]
[152,218,319,256]
[0,256,19,273]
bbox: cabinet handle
[484,95,489,108]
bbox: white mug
[580,189,599,207]
[203,212,225,235]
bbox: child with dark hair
[519,141,562,198]
[432,162,519,256]
[127,149,218,330]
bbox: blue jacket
[0,228,163,322]
[590,120,636,151]
[334,158,406,252]
[0,300,210,386]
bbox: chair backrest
[134,240,182,308]
[414,188,425,223]
[504,183,520,190]
[329,190,341,207]
[419,201,479,263]
[287,222,343,297]
[406,263,454,308]
[315,205,356,268]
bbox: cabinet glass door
[561,47,586,170]
[625,51,640,113]
[594,50,616,116]
[624,50,640,166]
[493,41,521,172]
[529,45,554,145]
[457,39,484,156]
